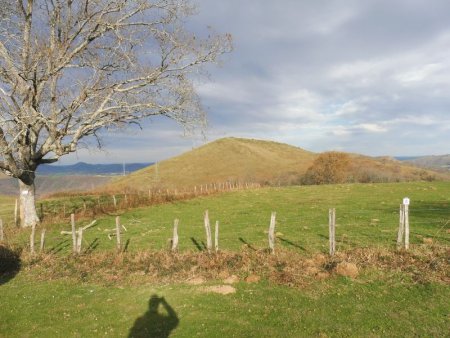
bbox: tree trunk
[18,179,40,228]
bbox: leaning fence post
[40,229,46,253]
[268,212,276,254]
[329,208,336,256]
[115,216,121,252]
[214,221,219,252]
[71,213,77,253]
[204,210,212,253]
[172,219,179,252]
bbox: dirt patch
[202,285,236,295]
[335,262,359,278]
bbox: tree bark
[18,179,40,228]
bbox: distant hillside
[108,137,449,191]
[37,162,153,176]
[0,175,113,196]
[400,155,450,171]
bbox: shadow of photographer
[128,295,179,338]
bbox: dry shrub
[303,152,351,185]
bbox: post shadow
[190,237,203,251]
[238,237,256,251]
[0,245,21,285]
[128,295,179,338]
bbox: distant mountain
[37,162,153,176]
[399,155,450,171]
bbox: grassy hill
[110,137,317,190]
[108,137,448,191]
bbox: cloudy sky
[64,0,450,164]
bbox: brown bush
[303,152,351,185]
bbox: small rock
[245,274,261,283]
[224,275,239,284]
[335,262,359,278]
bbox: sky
[62,0,450,164]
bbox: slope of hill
[402,155,450,171]
[108,137,449,191]
[110,137,317,190]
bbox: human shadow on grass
[128,295,179,338]
[0,245,21,285]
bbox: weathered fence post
[71,213,77,253]
[204,210,212,253]
[115,216,121,252]
[172,219,179,252]
[0,218,3,241]
[113,195,117,208]
[30,223,36,254]
[329,208,336,256]
[268,212,276,254]
[396,204,405,249]
[397,198,410,250]
[214,221,219,252]
[404,198,410,250]
[40,229,46,253]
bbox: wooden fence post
[204,210,212,253]
[115,216,121,252]
[404,200,410,250]
[214,221,219,252]
[113,195,117,208]
[172,219,179,252]
[0,218,3,241]
[30,223,36,254]
[268,212,276,254]
[397,204,405,249]
[71,213,77,253]
[329,208,336,256]
[40,229,46,253]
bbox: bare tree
[0,0,231,227]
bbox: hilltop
[402,154,450,171]
[108,137,448,191]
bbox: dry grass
[14,245,449,288]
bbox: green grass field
[1,181,449,337]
